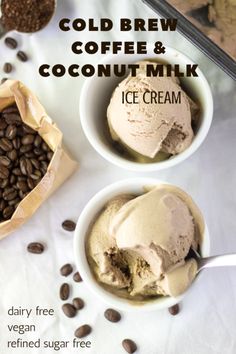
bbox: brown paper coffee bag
[0,80,77,239]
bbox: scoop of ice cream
[107,61,196,159]
[86,185,204,299]
[110,186,198,278]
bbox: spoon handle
[199,254,236,271]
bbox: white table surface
[0,0,236,353]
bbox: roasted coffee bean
[60,263,73,277]
[27,242,44,254]
[12,167,21,176]
[17,51,28,62]
[74,325,91,338]
[0,178,9,188]
[122,339,137,354]
[168,304,179,316]
[31,158,40,169]
[8,197,20,206]
[38,154,47,161]
[25,159,33,174]
[104,308,121,323]
[72,298,84,310]
[2,105,18,115]
[60,283,70,301]
[20,144,33,154]
[3,113,21,125]
[34,179,40,187]
[21,134,35,145]
[0,119,7,130]
[0,156,11,167]
[4,37,18,49]
[0,165,10,179]
[0,199,6,211]
[27,177,36,190]
[19,190,27,199]
[3,205,14,219]
[62,303,77,318]
[30,171,41,180]
[3,187,17,201]
[0,137,13,151]
[12,137,21,149]
[20,157,33,175]
[5,124,17,139]
[42,141,49,152]
[22,124,36,134]
[1,78,8,84]
[9,174,16,185]
[34,135,42,147]
[40,161,48,173]
[73,271,82,283]
[3,63,13,74]
[25,151,35,158]
[16,181,29,192]
[20,157,28,175]
[47,151,53,161]
[62,220,76,232]
[34,147,43,156]
[7,149,17,161]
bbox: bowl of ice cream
[80,45,213,171]
[74,178,210,312]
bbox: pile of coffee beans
[1,0,55,33]
[0,104,53,222]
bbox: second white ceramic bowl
[80,46,213,172]
[74,178,210,312]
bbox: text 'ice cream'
[86,185,204,300]
[107,61,200,163]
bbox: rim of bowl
[80,46,214,172]
[74,178,210,312]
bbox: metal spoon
[190,248,236,273]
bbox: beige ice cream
[168,0,236,60]
[86,185,204,300]
[107,61,199,162]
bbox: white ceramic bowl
[80,45,213,172]
[74,178,210,312]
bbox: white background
[0,0,236,353]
